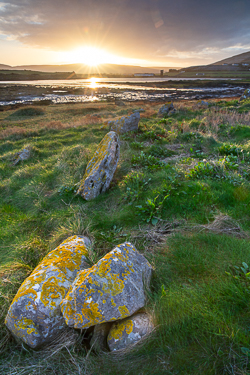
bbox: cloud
[1,0,250,64]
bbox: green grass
[1,98,250,374]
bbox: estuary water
[0,77,245,105]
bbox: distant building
[196,73,204,76]
[134,73,155,77]
[160,70,164,76]
[222,63,228,66]
[242,63,249,66]
[232,63,239,66]
[180,71,186,73]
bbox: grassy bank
[1,98,250,374]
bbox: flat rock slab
[5,236,90,349]
[108,112,140,134]
[77,131,120,201]
[107,312,154,351]
[61,242,152,329]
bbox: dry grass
[184,213,248,238]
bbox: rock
[201,100,209,106]
[77,131,120,201]
[5,236,90,349]
[115,100,126,106]
[158,102,174,117]
[134,108,145,113]
[108,112,140,134]
[13,148,30,165]
[61,242,153,329]
[90,322,113,352]
[240,88,250,101]
[107,313,154,351]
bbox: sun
[64,46,115,66]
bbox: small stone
[13,148,31,165]
[108,112,140,134]
[61,242,153,329]
[240,88,250,101]
[107,313,154,351]
[77,131,120,201]
[5,236,90,349]
[158,102,174,117]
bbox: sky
[1,0,250,67]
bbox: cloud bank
[1,0,250,65]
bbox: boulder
[5,236,90,349]
[13,148,31,165]
[108,112,140,134]
[158,102,174,117]
[240,88,250,101]
[61,242,152,329]
[77,131,120,201]
[107,312,154,351]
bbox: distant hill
[212,51,250,66]
[0,63,165,75]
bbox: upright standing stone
[61,242,153,329]
[77,131,120,201]
[5,236,90,349]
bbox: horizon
[1,1,250,67]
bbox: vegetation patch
[1,98,250,374]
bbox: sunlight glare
[64,46,116,66]
[89,77,98,88]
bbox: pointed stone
[77,131,120,201]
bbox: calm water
[0,77,244,105]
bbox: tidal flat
[1,97,250,374]
[0,78,248,107]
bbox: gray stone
[107,312,154,351]
[108,112,140,134]
[77,131,120,201]
[61,242,153,329]
[5,236,90,349]
[201,101,209,106]
[240,88,250,101]
[158,102,174,117]
[13,148,30,165]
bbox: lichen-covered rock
[158,102,174,117]
[5,236,90,349]
[77,131,119,201]
[107,313,154,351]
[61,242,152,329]
[240,88,250,101]
[108,112,140,134]
[13,148,31,165]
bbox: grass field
[1,98,250,374]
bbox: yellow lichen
[108,319,134,341]
[41,276,67,307]
[118,305,130,319]
[14,317,39,336]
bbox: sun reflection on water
[89,77,99,89]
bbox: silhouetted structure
[160,70,164,76]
